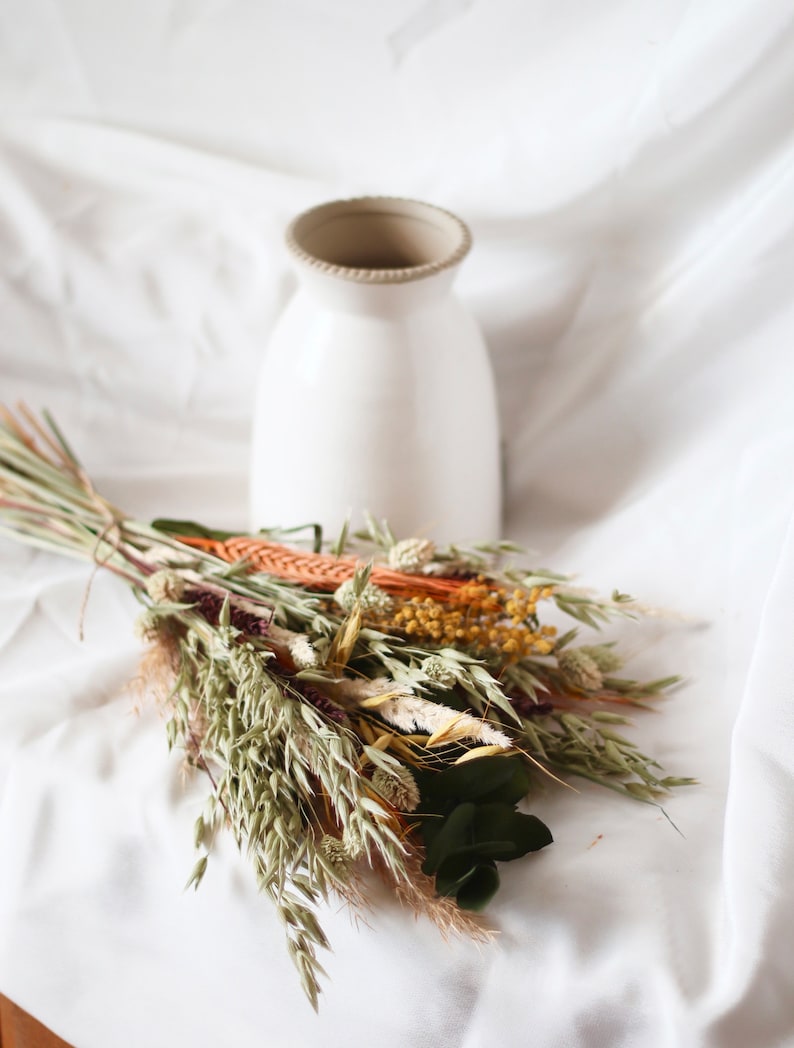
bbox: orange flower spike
[176,534,476,601]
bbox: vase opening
[286,197,471,284]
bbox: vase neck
[294,262,459,317]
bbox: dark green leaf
[444,839,517,863]
[419,755,531,806]
[477,761,533,806]
[421,802,476,875]
[473,804,553,858]
[434,853,480,896]
[455,862,500,912]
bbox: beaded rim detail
[285,196,472,284]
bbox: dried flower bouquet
[0,406,693,1008]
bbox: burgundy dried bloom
[188,589,272,637]
[509,694,555,718]
[295,683,348,724]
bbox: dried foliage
[0,406,695,1007]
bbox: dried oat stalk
[0,405,695,1007]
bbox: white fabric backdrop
[1,2,793,1045]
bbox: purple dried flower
[509,694,555,718]
[188,589,272,637]
[295,683,348,724]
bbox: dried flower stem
[0,406,694,1007]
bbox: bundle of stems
[0,405,694,1007]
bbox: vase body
[249,197,502,542]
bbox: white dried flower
[267,623,318,668]
[319,834,352,878]
[145,569,185,603]
[377,695,512,749]
[324,675,410,706]
[133,608,163,642]
[388,537,436,573]
[372,765,420,812]
[421,655,457,689]
[289,634,319,669]
[558,648,603,691]
[342,825,364,860]
[578,645,623,674]
[334,578,393,615]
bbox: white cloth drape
[1,2,793,1045]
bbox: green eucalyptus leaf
[477,761,533,806]
[455,862,500,912]
[434,852,481,896]
[417,812,444,851]
[473,803,553,858]
[421,801,476,875]
[445,839,518,863]
[420,755,530,806]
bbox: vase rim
[285,196,472,284]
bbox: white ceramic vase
[249,197,502,542]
